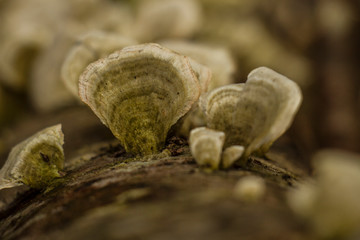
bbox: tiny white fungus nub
[222,145,245,169]
[189,127,225,169]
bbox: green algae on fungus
[0,124,64,190]
[79,43,201,156]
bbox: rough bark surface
[0,134,313,240]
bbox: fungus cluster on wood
[0,40,303,189]
[0,124,64,190]
[79,43,203,155]
[191,67,302,169]
[1,2,359,239]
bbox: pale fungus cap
[0,37,43,91]
[133,0,202,42]
[189,127,225,169]
[62,31,137,98]
[186,58,212,93]
[30,33,76,112]
[0,124,64,190]
[161,40,236,90]
[160,41,215,137]
[244,67,302,154]
[200,83,245,145]
[287,150,360,238]
[171,59,211,138]
[79,43,201,155]
[201,67,302,158]
[0,0,134,95]
[234,175,266,203]
[0,0,69,90]
[317,0,354,38]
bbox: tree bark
[0,125,313,240]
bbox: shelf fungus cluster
[79,43,207,155]
[0,124,64,190]
[191,67,302,169]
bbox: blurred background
[0,0,359,168]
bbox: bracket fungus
[79,43,201,155]
[189,127,225,169]
[200,83,244,145]
[0,124,64,190]
[201,66,302,159]
[62,31,137,98]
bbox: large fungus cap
[244,67,302,154]
[201,66,302,158]
[79,43,201,155]
[0,124,64,190]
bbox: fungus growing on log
[0,124,64,190]
[79,43,202,155]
